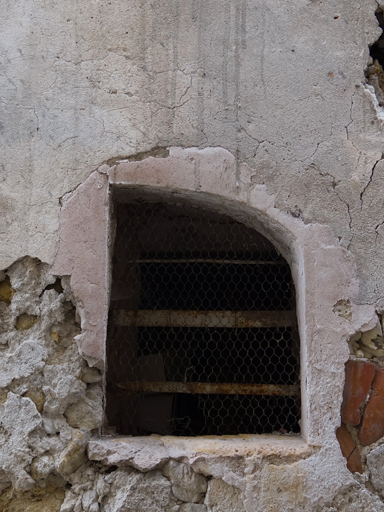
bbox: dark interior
[106,197,301,436]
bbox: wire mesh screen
[106,198,300,436]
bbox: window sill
[88,435,314,472]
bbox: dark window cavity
[106,194,300,437]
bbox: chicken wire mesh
[106,198,300,436]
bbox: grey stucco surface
[1,0,383,306]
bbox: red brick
[359,368,384,446]
[341,360,376,425]
[336,423,363,473]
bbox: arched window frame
[53,147,372,452]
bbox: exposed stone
[51,331,62,344]
[0,276,14,304]
[341,360,376,425]
[64,384,103,430]
[356,323,384,358]
[0,393,42,489]
[57,429,90,475]
[336,424,363,474]
[82,488,98,511]
[367,443,384,497]
[204,479,244,512]
[348,333,362,356]
[43,364,86,416]
[30,454,55,480]
[348,323,384,359]
[42,416,56,436]
[333,299,352,321]
[60,490,79,512]
[95,473,110,501]
[361,322,383,350]
[0,341,47,388]
[179,505,207,512]
[0,389,8,407]
[0,485,65,512]
[81,367,102,384]
[313,485,384,512]
[16,313,39,331]
[360,368,384,446]
[163,461,207,503]
[24,388,46,414]
[102,468,178,512]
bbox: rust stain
[114,310,296,328]
[124,258,284,265]
[115,381,300,396]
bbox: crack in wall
[360,155,384,209]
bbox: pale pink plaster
[110,147,250,204]
[53,170,109,367]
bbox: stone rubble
[163,461,208,503]
[1,245,384,510]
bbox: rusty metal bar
[116,381,300,396]
[125,259,284,265]
[113,310,296,328]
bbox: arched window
[106,192,300,436]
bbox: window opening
[106,198,300,436]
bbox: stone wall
[2,0,384,510]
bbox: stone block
[23,388,46,413]
[341,360,376,425]
[81,367,102,384]
[367,443,384,496]
[82,489,98,511]
[359,369,384,446]
[336,424,362,473]
[15,313,39,330]
[179,505,207,512]
[64,384,103,430]
[204,478,245,512]
[0,485,65,512]
[57,429,90,475]
[163,461,207,503]
[103,469,177,512]
[60,490,78,512]
[30,454,54,480]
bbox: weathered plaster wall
[1,0,383,306]
[2,0,384,510]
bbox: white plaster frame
[53,146,376,448]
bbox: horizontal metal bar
[113,310,296,328]
[115,381,300,396]
[125,259,284,265]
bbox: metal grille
[106,198,300,436]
